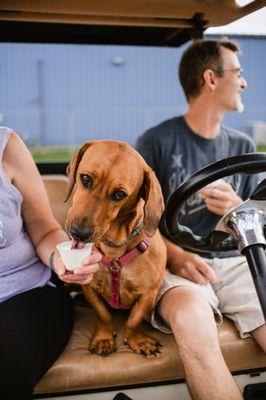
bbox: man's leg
[251,324,266,351]
[159,286,243,400]
[211,256,266,353]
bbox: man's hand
[169,250,216,285]
[198,179,242,216]
[164,237,216,285]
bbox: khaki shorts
[147,256,265,338]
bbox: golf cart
[1,1,266,399]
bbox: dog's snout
[70,224,93,242]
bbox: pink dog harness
[94,238,150,309]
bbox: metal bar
[242,245,266,321]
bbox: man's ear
[203,69,218,90]
[65,142,92,201]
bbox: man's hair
[179,39,240,101]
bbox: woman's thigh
[0,285,74,394]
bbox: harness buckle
[109,259,121,271]
[136,240,149,253]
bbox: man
[136,40,266,400]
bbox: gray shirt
[136,116,258,258]
[0,127,51,302]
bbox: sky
[206,1,266,36]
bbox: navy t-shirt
[136,116,258,258]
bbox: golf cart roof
[0,0,265,47]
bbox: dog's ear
[141,168,164,236]
[65,142,92,201]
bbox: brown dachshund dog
[65,140,166,356]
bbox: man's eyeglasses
[214,67,244,78]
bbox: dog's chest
[91,262,139,308]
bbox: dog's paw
[125,333,162,357]
[89,335,117,357]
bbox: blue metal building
[0,35,265,147]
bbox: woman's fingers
[60,273,94,285]
[59,261,100,285]
[73,262,99,276]
[82,250,102,266]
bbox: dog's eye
[111,189,127,201]
[80,174,92,188]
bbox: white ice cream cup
[56,240,93,271]
[205,178,225,188]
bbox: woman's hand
[51,248,101,285]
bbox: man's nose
[241,76,248,90]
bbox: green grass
[30,144,266,163]
[30,146,78,163]
[257,145,266,153]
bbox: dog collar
[101,222,144,248]
[94,237,150,309]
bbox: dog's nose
[70,224,93,242]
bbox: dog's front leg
[124,290,161,356]
[82,285,116,356]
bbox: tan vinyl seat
[35,174,266,395]
[42,174,72,228]
[34,306,266,395]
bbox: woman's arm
[3,131,100,284]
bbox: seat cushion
[42,174,71,227]
[34,306,266,395]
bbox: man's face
[215,47,247,113]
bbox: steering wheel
[164,153,266,319]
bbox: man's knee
[159,286,215,334]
